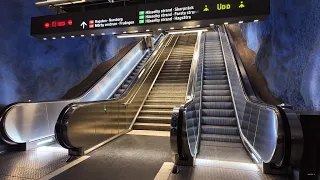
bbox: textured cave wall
[0,0,135,109]
[239,0,320,111]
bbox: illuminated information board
[31,0,270,38]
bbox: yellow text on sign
[217,3,231,10]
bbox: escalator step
[202,102,233,109]
[202,109,235,117]
[200,141,243,148]
[201,125,239,135]
[202,116,237,126]
[203,80,228,85]
[202,90,231,96]
[203,85,229,90]
[203,75,227,80]
[204,71,226,76]
[202,96,232,102]
[201,134,241,143]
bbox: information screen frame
[31,0,270,38]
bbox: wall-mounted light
[254,20,259,22]
[239,21,244,24]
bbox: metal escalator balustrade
[134,34,197,131]
[55,34,180,155]
[0,34,164,149]
[171,27,303,175]
[111,36,164,99]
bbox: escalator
[134,35,196,131]
[54,33,200,157]
[170,28,303,179]
[0,34,164,149]
[111,37,163,99]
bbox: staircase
[200,32,241,145]
[134,34,197,131]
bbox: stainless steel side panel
[3,40,146,143]
[218,29,282,163]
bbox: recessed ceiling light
[61,36,65,39]
[91,34,95,36]
[81,35,84,37]
[224,22,229,25]
[71,36,75,38]
[254,20,259,22]
[43,38,47,40]
[170,27,174,30]
[101,33,105,35]
[210,24,214,26]
[52,37,56,39]
[239,21,244,24]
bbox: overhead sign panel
[31,0,270,38]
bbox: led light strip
[116,33,152,38]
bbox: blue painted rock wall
[0,0,135,108]
[239,0,320,111]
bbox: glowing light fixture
[91,34,95,36]
[52,37,56,39]
[168,28,208,35]
[224,22,229,24]
[101,33,105,35]
[170,27,174,30]
[239,21,244,24]
[43,38,47,40]
[158,28,162,31]
[112,32,116,35]
[210,24,214,26]
[146,29,150,32]
[196,25,200,27]
[36,138,54,145]
[117,33,153,39]
[61,36,65,39]
[254,20,259,22]
[81,35,84,37]
[71,36,75,38]
[123,31,127,34]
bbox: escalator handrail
[0,35,162,144]
[55,34,177,151]
[217,26,285,164]
[170,32,203,160]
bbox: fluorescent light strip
[35,0,85,6]
[168,29,208,35]
[117,33,152,38]
[36,138,54,145]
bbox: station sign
[31,0,270,38]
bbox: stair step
[134,123,171,131]
[140,110,173,115]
